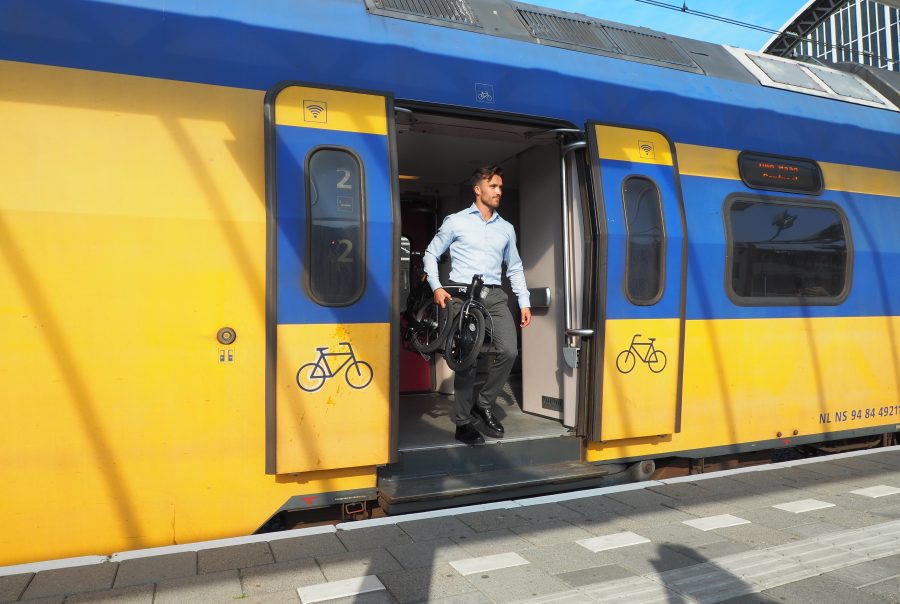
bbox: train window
[306,148,366,306]
[726,198,851,305]
[622,177,665,304]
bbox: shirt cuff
[428,277,444,293]
[517,292,531,309]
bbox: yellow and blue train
[1,0,899,566]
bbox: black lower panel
[379,460,619,515]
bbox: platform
[3,447,900,603]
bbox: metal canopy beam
[766,0,900,58]
[764,0,845,57]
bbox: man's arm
[423,215,455,307]
[504,228,532,327]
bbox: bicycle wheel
[410,300,453,354]
[445,307,486,372]
[345,360,374,389]
[296,362,327,392]
[647,350,667,373]
[615,350,636,374]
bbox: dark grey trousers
[453,288,518,426]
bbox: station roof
[763,0,900,57]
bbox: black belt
[447,281,502,289]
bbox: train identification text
[819,404,900,424]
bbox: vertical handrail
[560,152,573,345]
[560,140,591,368]
[560,143,589,335]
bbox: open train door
[264,84,398,474]
[583,124,686,442]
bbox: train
[1,0,898,566]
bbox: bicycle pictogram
[616,334,667,374]
[296,341,373,392]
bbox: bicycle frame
[628,335,658,362]
[313,342,357,377]
[452,274,494,337]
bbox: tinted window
[728,200,849,303]
[306,148,365,305]
[622,177,665,303]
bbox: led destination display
[738,152,823,194]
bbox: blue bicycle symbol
[296,342,373,392]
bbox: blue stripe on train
[276,127,392,325]
[601,160,684,321]
[681,176,900,320]
[1,0,897,173]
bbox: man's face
[475,174,503,209]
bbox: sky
[535,0,807,51]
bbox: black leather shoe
[474,407,504,438]
[455,423,485,445]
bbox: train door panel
[588,124,685,441]
[265,84,397,474]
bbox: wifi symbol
[304,101,327,122]
[638,141,655,158]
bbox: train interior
[386,109,599,508]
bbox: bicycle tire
[647,350,667,373]
[345,360,374,389]
[296,362,327,392]
[445,307,486,372]
[410,300,453,354]
[615,350,636,374]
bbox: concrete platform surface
[3,446,900,603]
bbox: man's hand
[520,307,532,328]
[433,287,453,308]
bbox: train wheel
[345,360,374,389]
[616,350,636,373]
[647,350,667,373]
[296,362,327,392]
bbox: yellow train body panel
[0,60,376,565]
[588,315,900,462]
[600,319,680,440]
[276,323,391,474]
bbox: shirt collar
[468,202,500,223]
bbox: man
[423,166,532,445]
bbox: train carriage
[1,0,898,565]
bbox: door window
[306,148,366,305]
[622,176,665,304]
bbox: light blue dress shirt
[424,204,531,309]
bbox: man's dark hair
[470,166,503,189]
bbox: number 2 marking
[337,169,352,189]
[336,239,353,263]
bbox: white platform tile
[851,485,900,498]
[449,552,530,576]
[298,575,385,603]
[772,499,835,513]
[576,531,651,553]
[683,514,750,531]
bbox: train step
[378,460,614,515]
[381,433,583,482]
